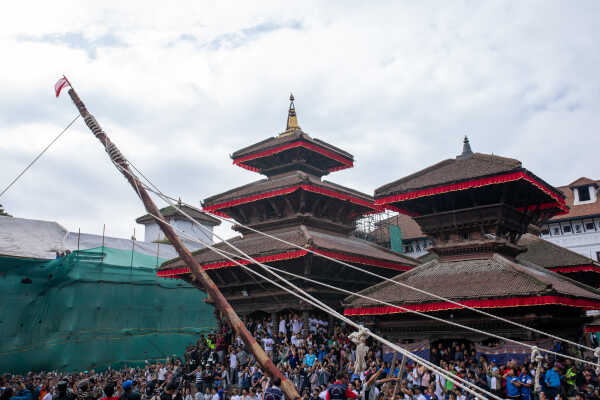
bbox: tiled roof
[231,130,353,161]
[159,225,418,270]
[517,233,598,268]
[568,177,598,188]
[203,170,373,208]
[136,204,220,226]
[549,180,600,221]
[375,153,522,198]
[345,253,600,307]
[373,213,426,241]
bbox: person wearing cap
[120,381,133,400]
[544,363,561,400]
[486,359,501,397]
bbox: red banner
[548,265,600,274]
[233,140,353,173]
[375,171,568,214]
[157,249,308,277]
[203,185,376,213]
[203,187,299,212]
[157,247,414,278]
[344,295,600,316]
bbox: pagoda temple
[158,95,418,317]
[344,138,600,341]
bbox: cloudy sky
[1,1,599,241]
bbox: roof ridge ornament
[457,135,473,159]
[281,93,301,136]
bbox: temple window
[562,224,572,233]
[586,222,596,231]
[553,227,561,235]
[578,186,591,202]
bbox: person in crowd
[544,362,562,400]
[3,317,599,400]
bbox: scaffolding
[352,209,399,248]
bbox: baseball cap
[122,380,133,390]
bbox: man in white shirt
[291,316,303,335]
[434,373,446,400]
[158,364,167,382]
[291,333,299,347]
[262,336,275,357]
[229,350,238,385]
[279,316,287,336]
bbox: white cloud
[1,1,599,241]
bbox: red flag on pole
[55,76,71,97]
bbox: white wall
[142,218,214,246]
[541,217,600,261]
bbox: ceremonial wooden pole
[66,87,300,400]
[393,353,406,397]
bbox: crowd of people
[1,313,599,400]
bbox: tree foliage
[0,204,11,217]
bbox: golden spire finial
[283,92,300,135]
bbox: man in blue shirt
[544,363,562,400]
[519,366,533,400]
[304,349,316,367]
[318,345,328,363]
[505,368,521,399]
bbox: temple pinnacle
[457,135,473,159]
[283,93,300,135]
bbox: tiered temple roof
[231,95,353,177]
[158,96,418,314]
[344,138,600,339]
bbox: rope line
[197,205,595,353]
[101,163,499,398]
[0,115,80,199]
[132,204,501,400]
[112,160,599,367]
[152,194,600,368]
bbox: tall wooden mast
[66,87,300,399]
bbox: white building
[136,203,220,247]
[540,177,600,261]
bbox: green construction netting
[0,247,216,374]
[389,225,403,253]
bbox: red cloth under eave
[233,140,353,173]
[343,295,600,316]
[202,184,376,213]
[375,171,568,215]
[548,265,600,274]
[156,248,412,277]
